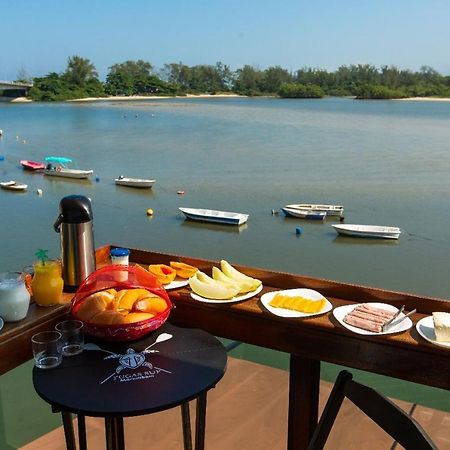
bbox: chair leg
[195,391,208,450]
[60,411,77,450]
[181,402,193,450]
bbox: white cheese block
[432,312,450,342]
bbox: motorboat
[281,206,326,220]
[179,207,249,226]
[285,204,344,217]
[20,160,45,171]
[44,156,93,179]
[115,176,155,188]
[0,181,28,191]
[332,224,401,239]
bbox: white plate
[333,302,413,335]
[191,284,263,304]
[163,278,189,290]
[260,288,332,318]
[416,316,450,349]
[0,317,3,332]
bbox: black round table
[33,323,227,450]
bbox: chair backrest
[308,370,437,450]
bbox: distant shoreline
[396,97,450,102]
[67,93,244,103]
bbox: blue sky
[1,0,450,80]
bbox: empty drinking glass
[32,331,62,369]
[55,320,84,356]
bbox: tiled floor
[22,357,450,450]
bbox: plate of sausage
[333,302,413,335]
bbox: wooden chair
[308,370,437,450]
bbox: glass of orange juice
[32,259,64,307]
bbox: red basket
[71,264,172,342]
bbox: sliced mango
[148,264,177,284]
[170,261,198,279]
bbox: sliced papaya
[169,261,199,279]
[148,264,177,284]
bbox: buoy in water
[95,176,100,182]
[146,208,154,216]
[36,189,43,195]
[0,155,4,161]
[271,209,279,215]
[295,227,303,235]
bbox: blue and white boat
[281,206,326,220]
[179,207,249,226]
[44,156,93,179]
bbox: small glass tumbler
[55,320,84,356]
[32,331,62,369]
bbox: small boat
[285,204,344,217]
[20,160,45,171]
[332,224,401,240]
[281,206,326,220]
[115,176,155,188]
[44,156,93,179]
[0,181,28,191]
[179,207,249,226]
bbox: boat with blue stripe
[179,207,249,226]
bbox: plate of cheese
[416,312,450,349]
[260,288,332,318]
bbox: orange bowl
[71,265,172,342]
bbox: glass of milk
[0,272,30,322]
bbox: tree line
[13,55,450,101]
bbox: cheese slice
[432,312,450,342]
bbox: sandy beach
[397,96,450,102]
[67,93,244,102]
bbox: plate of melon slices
[260,288,332,318]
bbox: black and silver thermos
[54,195,96,292]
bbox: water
[1,97,449,298]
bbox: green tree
[261,66,292,93]
[64,55,98,87]
[233,65,263,95]
[278,83,325,98]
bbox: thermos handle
[53,214,63,233]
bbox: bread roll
[134,295,168,314]
[122,312,155,324]
[115,289,148,310]
[76,292,111,321]
[91,310,125,325]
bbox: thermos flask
[53,195,96,292]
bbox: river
[1,96,449,298]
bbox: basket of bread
[71,264,172,341]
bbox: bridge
[0,80,33,100]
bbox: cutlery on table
[383,307,416,332]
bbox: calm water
[1,97,450,298]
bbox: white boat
[332,224,401,239]
[0,181,28,191]
[285,204,344,217]
[281,206,326,220]
[44,156,93,179]
[179,207,249,226]
[115,176,155,188]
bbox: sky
[1,0,450,80]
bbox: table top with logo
[33,322,227,417]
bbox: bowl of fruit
[71,264,172,341]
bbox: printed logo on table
[84,333,173,384]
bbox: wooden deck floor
[22,357,450,450]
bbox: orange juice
[32,260,64,307]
